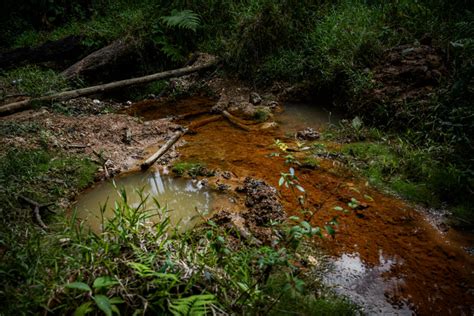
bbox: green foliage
[161,10,200,32]
[169,294,215,316]
[0,147,96,209]
[301,157,319,170]
[0,121,40,137]
[1,66,69,97]
[172,161,212,177]
[341,140,473,224]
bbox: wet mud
[130,97,473,314]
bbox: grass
[0,147,97,206]
[0,145,357,314]
[339,139,473,225]
[0,65,69,97]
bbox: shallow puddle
[277,102,341,132]
[74,170,226,232]
[324,252,412,315]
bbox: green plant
[301,157,319,169]
[1,66,69,97]
[172,161,212,177]
[65,276,123,316]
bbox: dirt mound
[359,44,448,123]
[241,177,285,226]
[0,103,181,176]
[212,177,285,244]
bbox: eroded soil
[2,86,472,314]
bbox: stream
[77,97,473,314]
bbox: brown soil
[0,102,180,177]
[357,44,448,125]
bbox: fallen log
[141,129,187,170]
[61,39,136,80]
[222,110,251,131]
[0,60,217,116]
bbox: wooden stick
[222,110,251,131]
[18,195,53,229]
[34,206,48,230]
[0,60,218,116]
[175,109,210,120]
[140,129,187,170]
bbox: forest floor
[1,74,472,314]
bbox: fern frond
[160,10,200,32]
[169,294,216,316]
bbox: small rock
[217,183,230,191]
[296,127,320,140]
[260,122,278,130]
[222,171,232,179]
[249,92,262,105]
[93,99,101,104]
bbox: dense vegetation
[0,0,473,314]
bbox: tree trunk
[0,59,218,116]
[61,39,136,80]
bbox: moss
[172,161,213,177]
[253,108,270,122]
[301,157,319,169]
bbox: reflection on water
[277,102,342,132]
[324,251,413,315]
[74,170,218,232]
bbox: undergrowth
[323,118,473,226]
[0,65,69,98]
[0,146,356,314]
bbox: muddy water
[277,102,341,132]
[130,97,472,314]
[75,170,228,232]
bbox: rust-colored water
[131,97,474,315]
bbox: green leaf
[325,225,336,236]
[333,206,344,211]
[109,297,124,304]
[289,167,295,176]
[66,282,91,292]
[93,295,112,316]
[169,294,216,316]
[300,221,311,230]
[93,276,119,290]
[278,176,285,187]
[296,185,305,192]
[111,305,120,315]
[237,282,249,292]
[161,10,200,32]
[74,302,93,316]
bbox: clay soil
[164,104,473,315]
